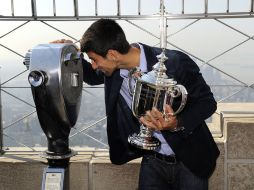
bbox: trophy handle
[128,76,135,96]
[128,67,141,95]
[170,84,188,115]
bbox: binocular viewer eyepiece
[28,70,47,87]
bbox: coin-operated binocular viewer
[24,43,83,190]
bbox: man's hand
[139,104,177,131]
[50,39,73,43]
[49,39,98,70]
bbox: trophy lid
[139,52,176,88]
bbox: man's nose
[91,60,98,69]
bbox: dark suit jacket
[82,43,220,178]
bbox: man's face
[86,51,117,76]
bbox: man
[56,18,219,190]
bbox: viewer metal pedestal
[24,43,83,190]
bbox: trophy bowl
[128,52,187,150]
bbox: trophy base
[128,133,161,150]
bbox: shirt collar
[120,43,147,77]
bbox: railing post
[31,0,37,18]
[0,66,3,155]
[73,0,79,18]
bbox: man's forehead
[87,51,98,56]
[87,51,106,59]
[86,51,96,59]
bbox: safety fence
[0,0,253,151]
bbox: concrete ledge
[209,138,224,190]
[0,152,91,190]
[225,122,254,190]
[0,143,224,190]
[228,163,254,190]
[0,150,142,190]
[1,115,254,190]
[227,122,254,159]
[90,158,140,190]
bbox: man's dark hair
[80,19,130,57]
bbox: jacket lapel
[140,43,159,72]
[105,70,123,115]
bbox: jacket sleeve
[82,59,104,85]
[169,51,217,135]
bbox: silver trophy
[127,51,188,150]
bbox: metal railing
[0,0,254,20]
[0,0,253,151]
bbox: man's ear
[107,49,119,61]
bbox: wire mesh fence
[0,0,254,151]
